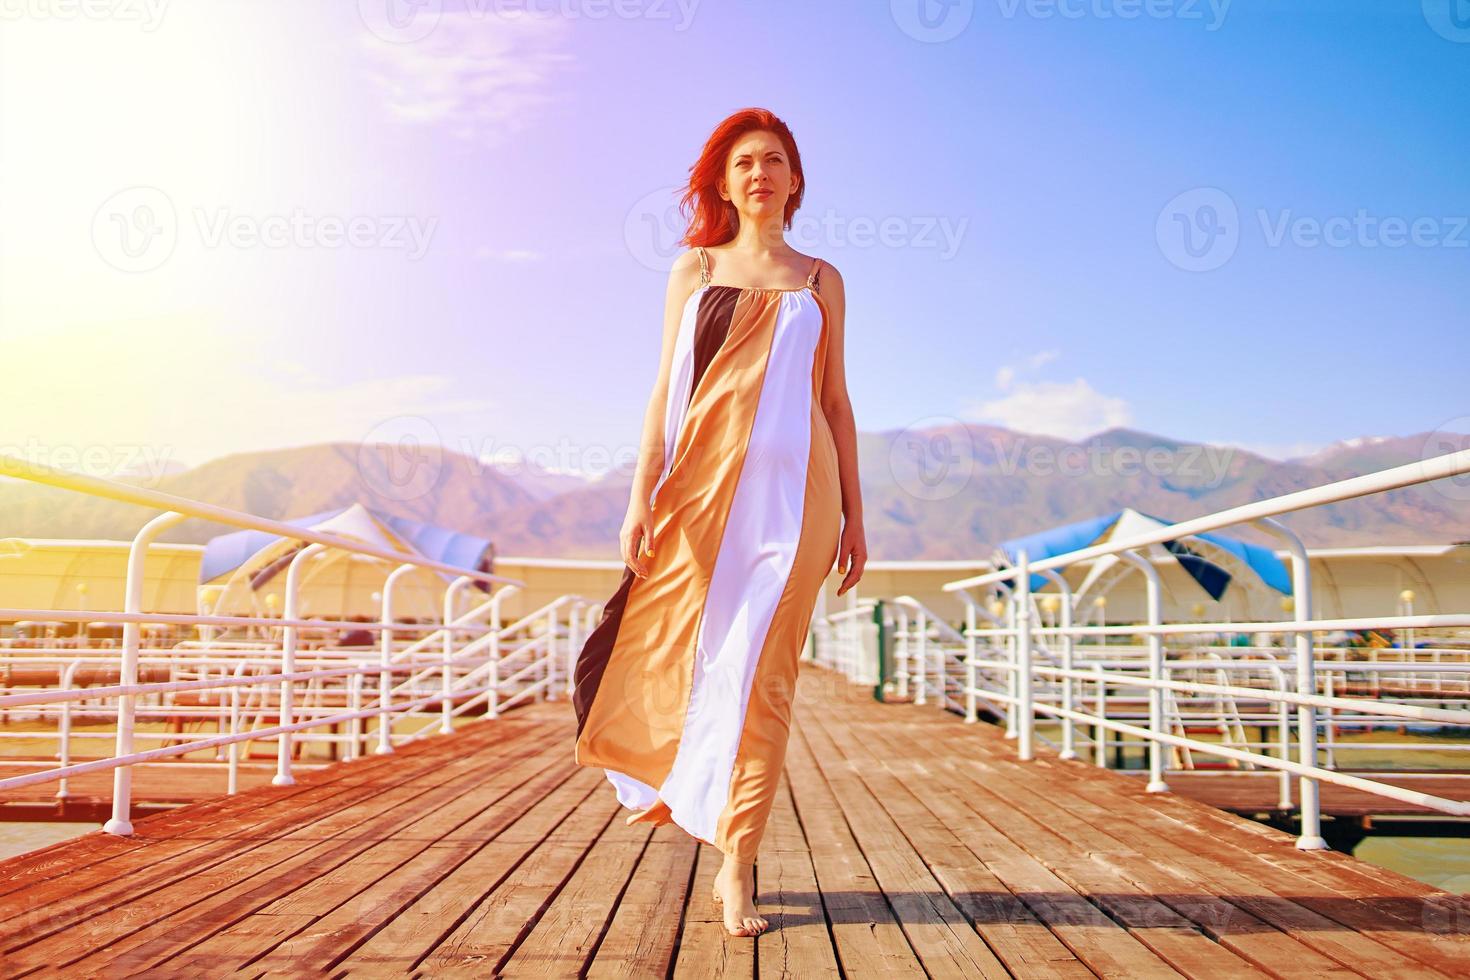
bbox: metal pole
[1016,549,1034,761]
[104,511,187,837]
[1093,663,1108,767]
[1253,517,1328,849]
[1039,569,1076,760]
[441,576,474,734]
[963,594,977,723]
[1118,550,1168,792]
[378,564,415,754]
[276,543,326,786]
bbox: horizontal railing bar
[0,454,523,589]
[1032,701,1470,816]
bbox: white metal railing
[0,454,596,836]
[819,448,1470,851]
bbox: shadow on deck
[1,662,1468,977]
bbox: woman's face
[720,130,797,227]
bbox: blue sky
[2,0,1466,480]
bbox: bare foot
[711,855,767,936]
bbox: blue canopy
[996,508,1291,599]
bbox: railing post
[104,510,187,837]
[276,542,326,786]
[1039,569,1076,760]
[441,576,473,735]
[544,607,558,702]
[1268,664,1293,810]
[1093,663,1108,767]
[1118,550,1168,792]
[348,672,364,760]
[57,660,79,800]
[1253,517,1328,849]
[872,599,888,703]
[488,589,505,720]
[378,564,415,755]
[963,594,977,723]
[1016,549,1034,761]
[1003,584,1018,740]
[915,607,929,707]
[893,607,909,701]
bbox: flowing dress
[571,247,841,864]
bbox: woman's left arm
[817,265,867,596]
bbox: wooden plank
[884,693,1470,977]
[753,774,842,978]
[0,719,532,954]
[497,791,655,974]
[2,665,1464,979]
[867,714,1367,978]
[801,698,1092,979]
[801,697,1179,980]
[1059,759,1470,976]
[585,823,697,977]
[811,704,1237,979]
[671,840,756,978]
[165,736,581,973]
[795,704,1016,977]
[333,764,605,973]
[782,707,927,975]
[6,719,557,973]
[0,718,539,900]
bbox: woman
[571,108,866,938]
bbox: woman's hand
[620,499,656,578]
[835,517,867,596]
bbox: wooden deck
[1,662,1468,977]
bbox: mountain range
[3,426,1467,559]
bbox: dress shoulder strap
[695,246,711,286]
[805,255,823,293]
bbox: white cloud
[359,11,577,143]
[964,377,1133,441]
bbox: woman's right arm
[620,248,703,577]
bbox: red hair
[678,108,806,248]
